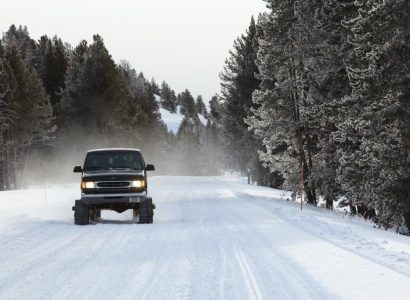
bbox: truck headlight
[81,181,96,189]
[132,180,145,188]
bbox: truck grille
[81,176,145,194]
[97,181,131,188]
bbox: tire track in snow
[210,181,334,299]
[172,179,327,299]
[0,223,84,295]
[234,244,263,300]
[128,188,196,300]
[138,232,180,300]
[199,194,266,299]
[216,242,228,300]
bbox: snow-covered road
[1,176,410,299]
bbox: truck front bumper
[80,192,148,205]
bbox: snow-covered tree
[0,44,14,190]
[2,41,53,188]
[289,0,357,208]
[196,95,208,117]
[246,2,317,203]
[59,35,135,146]
[2,25,37,67]
[150,78,160,95]
[36,35,68,126]
[160,81,177,112]
[335,0,410,229]
[219,17,270,181]
[179,89,197,118]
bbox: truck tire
[74,200,89,225]
[139,197,154,224]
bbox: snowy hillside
[1,176,409,299]
[158,107,184,134]
[155,95,207,134]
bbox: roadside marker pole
[43,162,47,205]
[300,160,304,211]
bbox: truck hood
[82,170,145,181]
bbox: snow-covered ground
[1,176,410,299]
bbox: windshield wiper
[84,167,110,171]
[112,166,139,170]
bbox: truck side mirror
[145,164,155,171]
[73,166,83,173]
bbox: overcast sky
[0,0,266,101]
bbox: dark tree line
[0,25,222,188]
[0,26,54,189]
[216,1,410,232]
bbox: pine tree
[3,41,53,188]
[170,90,177,111]
[196,95,208,117]
[2,25,38,69]
[337,0,410,229]
[288,0,357,208]
[246,3,318,203]
[219,17,266,177]
[36,35,68,121]
[179,89,197,118]
[160,81,177,112]
[209,95,222,122]
[310,0,356,209]
[0,43,14,190]
[136,72,162,131]
[150,78,160,95]
[59,35,135,147]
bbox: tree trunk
[403,210,410,233]
[349,202,357,215]
[288,50,317,206]
[325,196,333,210]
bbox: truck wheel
[74,200,90,225]
[139,198,154,224]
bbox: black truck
[72,148,155,225]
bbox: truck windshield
[83,151,143,172]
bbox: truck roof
[87,148,141,153]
